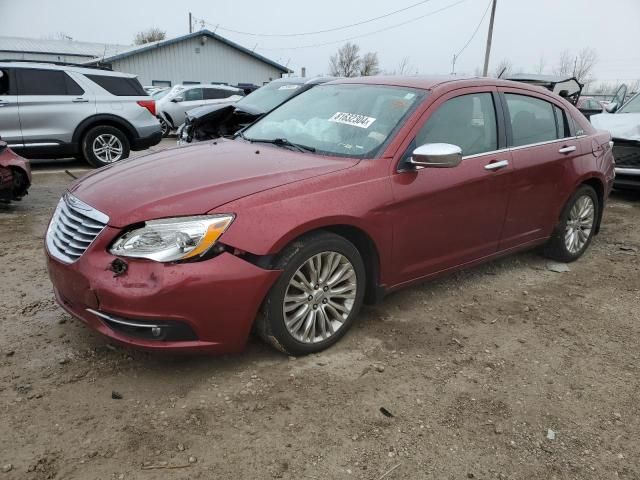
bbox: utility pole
[451,54,457,75]
[189,12,193,34]
[482,0,497,76]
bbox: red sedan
[45,76,614,355]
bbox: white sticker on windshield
[329,112,376,129]
[278,84,301,90]
[404,93,416,100]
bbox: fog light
[151,327,163,337]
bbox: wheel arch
[579,176,605,234]
[263,223,384,305]
[72,114,137,148]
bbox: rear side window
[505,94,558,147]
[416,93,498,156]
[17,69,85,95]
[203,88,240,100]
[86,74,146,96]
[0,69,11,95]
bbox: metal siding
[111,36,282,87]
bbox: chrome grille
[46,193,109,263]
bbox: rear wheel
[544,185,599,262]
[255,232,366,355]
[82,125,130,168]
[159,118,170,137]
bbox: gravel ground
[0,162,639,480]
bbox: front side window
[416,93,498,156]
[184,88,203,101]
[505,94,558,147]
[17,69,84,96]
[0,69,10,95]
[243,84,425,158]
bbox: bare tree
[329,43,362,77]
[536,56,546,74]
[554,50,573,76]
[360,52,380,76]
[397,56,412,75]
[573,47,598,85]
[492,58,513,78]
[134,28,167,45]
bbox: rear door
[16,67,95,148]
[390,88,512,284]
[498,89,580,249]
[0,68,22,146]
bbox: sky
[2,0,639,84]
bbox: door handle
[558,146,576,154]
[72,98,89,103]
[484,160,509,171]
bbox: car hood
[69,140,358,228]
[591,112,640,141]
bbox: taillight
[137,100,156,116]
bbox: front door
[0,68,22,146]
[390,88,512,285]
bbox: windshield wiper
[242,137,316,153]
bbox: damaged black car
[177,76,335,144]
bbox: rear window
[17,69,84,95]
[86,74,146,96]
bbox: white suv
[155,84,244,136]
[0,60,161,167]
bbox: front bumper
[46,226,281,353]
[613,140,640,189]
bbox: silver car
[0,61,161,167]
[155,84,244,137]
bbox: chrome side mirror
[409,143,463,169]
[605,102,618,113]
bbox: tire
[81,125,130,168]
[255,232,366,356]
[544,185,599,262]
[159,117,170,137]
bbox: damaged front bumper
[46,226,281,353]
[613,139,640,189]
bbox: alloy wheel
[283,251,357,344]
[92,134,124,163]
[564,195,595,254]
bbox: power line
[455,0,492,60]
[192,0,437,38]
[254,0,468,51]
[451,0,492,74]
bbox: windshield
[619,93,640,113]
[152,89,170,100]
[243,84,425,158]
[237,81,305,113]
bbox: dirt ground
[1,163,639,480]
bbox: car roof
[175,83,241,91]
[0,60,137,78]
[326,75,536,91]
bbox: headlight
[110,215,234,262]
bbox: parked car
[45,76,614,356]
[0,60,161,167]
[0,138,30,202]
[178,77,336,144]
[577,96,604,119]
[156,84,244,137]
[506,74,583,105]
[591,85,640,189]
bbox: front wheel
[544,185,599,262]
[159,117,170,137]
[255,232,366,355]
